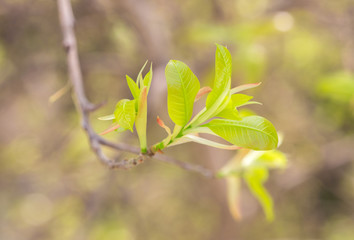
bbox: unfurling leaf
[215,98,241,120]
[215,94,258,120]
[114,99,136,132]
[205,116,278,150]
[188,44,232,127]
[136,87,148,153]
[165,60,200,126]
[232,94,253,107]
[126,75,140,99]
[206,44,232,109]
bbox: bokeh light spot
[20,193,53,226]
[273,11,294,32]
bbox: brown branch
[56,0,215,178]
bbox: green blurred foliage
[1,0,354,239]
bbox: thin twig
[153,153,214,178]
[56,0,215,178]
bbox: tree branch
[56,0,215,178]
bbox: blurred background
[1,0,354,239]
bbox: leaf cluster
[153,44,278,152]
[99,44,286,220]
[99,61,152,153]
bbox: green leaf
[205,116,278,150]
[165,60,200,126]
[206,44,232,109]
[232,94,253,107]
[126,75,140,99]
[113,99,136,132]
[188,44,232,127]
[136,87,148,152]
[244,167,274,221]
[216,108,240,120]
[215,94,258,120]
[238,109,256,117]
[215,99,241,120]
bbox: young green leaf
[206,44,232,109]
[165,60,200,126]
[136,87,148,153]
[215,97,241,120]
[216,109,240,120]
[188,44,232,127]
[244,167,274,221]
[232,94,253,107]
[205,116,278,150]
[126,75,140,99]
[215,94,257,120]
[114,99,136,132]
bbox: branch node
[63,41,71,52]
